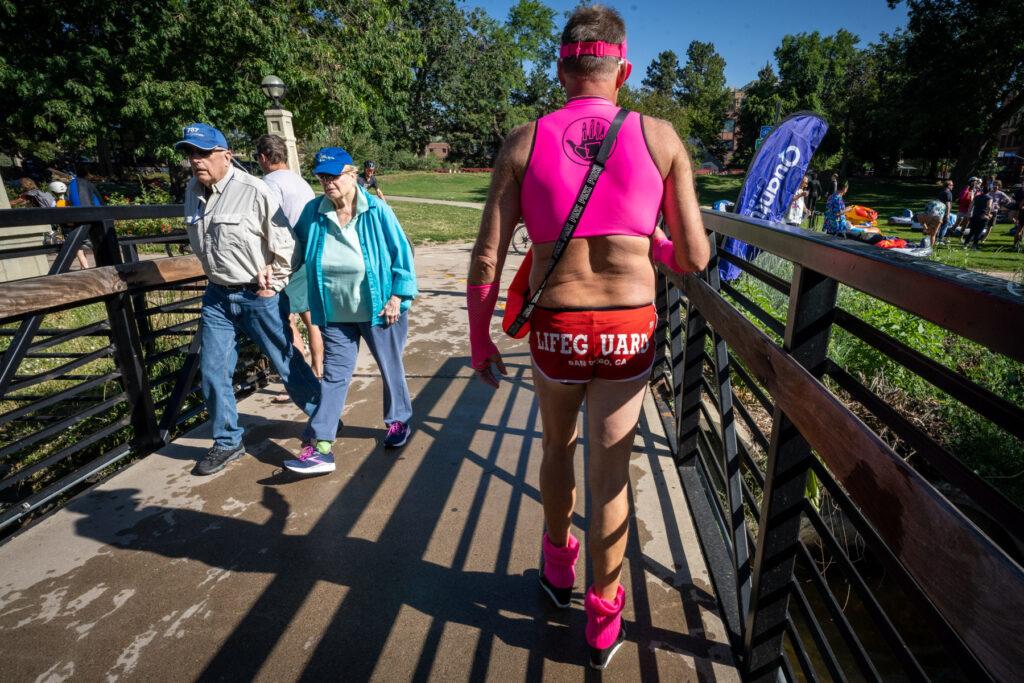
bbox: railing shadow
[56,351,732,678]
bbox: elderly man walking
[176,123,321,475]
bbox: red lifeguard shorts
[529,304,658,383]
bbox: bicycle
[510,222,531,255]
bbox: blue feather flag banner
[719,112,829,282]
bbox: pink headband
[559,40,628,60]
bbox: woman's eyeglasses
[318,172,354,184]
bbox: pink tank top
[521,97,663,243]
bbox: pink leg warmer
[585,584,625,649]
[542,533,580,589]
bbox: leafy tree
[774,29,860,171]
[434,1,557,164]
[888,0,1024,185]
[0,1,417,173]
[641,51,681,98]
[618,85,689,140]
[677,41,730,156]
[402,0,468,155]
[735,64,783,167]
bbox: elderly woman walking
[284,147,418,474]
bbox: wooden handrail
[669,268,1024,681]
[702,211,1024,364]
[0,256,205,323]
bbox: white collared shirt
[183,165,297,290]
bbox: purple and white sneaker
[383,421,410,449]
[284,441,335,474]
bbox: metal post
[704,237,752,623]
[743,264,838,681]
[0,225,93,396]
[651,273,670,382]
[675,292,706,464]
[89,220,160,450]
[121,243,156,358]
[158,330,202,444]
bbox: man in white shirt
[176,123,320,475]
[255,134,324,384]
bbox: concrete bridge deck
[0,244,738,682]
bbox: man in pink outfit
[466,3,709,670]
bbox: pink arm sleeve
[467,283,500,370]
[652,237,684,273]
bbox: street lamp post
[260,75,301,174]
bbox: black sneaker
[588,624,626,670]
[194,444,245,475]
[539,572,572,609]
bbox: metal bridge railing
[649,209,1024,681]
[0,205,267,534]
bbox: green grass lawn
[391,202,481,244]
[380,172,490,203]
[382,172,1023,274]
[824,177,1022,275]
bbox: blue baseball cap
[174,122,228,151]
[312,147,354,176]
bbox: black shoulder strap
[507,107,630,336]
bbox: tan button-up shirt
[183,165,296,291]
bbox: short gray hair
[559,4,626,80]
[255,134,288,165]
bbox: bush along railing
[650,210,1024,682]
[0,205,268,536]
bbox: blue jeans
[936,213,955,241]
[304,312,412,443]
[200,284,321,448]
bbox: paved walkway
[0,244,737,681]
[388,195,485,210]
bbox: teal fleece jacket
[294,188,417,327]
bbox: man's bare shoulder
[639,116,686,178]
[498,121,536,178]
[641,116,684,152]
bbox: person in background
[53,168,102,209]
[785,175,809,227]
[983,180,1011,244]
[827,172,839,200]
[255,134,324,398]
[823,179,850,235]
[806,170,822,228]
[284,147,417,475]
[176,122,321,476]
[934,179,955,245]
[964,184,994,250]
[1012,183,1024,250]
[47,180,90,269]
[9,177,55,208]
[916,199,946,248]
[51,167,102,269]
[952,177,979,237]
[357,160,386,202]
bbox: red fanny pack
[502,249,533,339]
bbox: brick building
[719,86,748,166]
[997,109,1024,182]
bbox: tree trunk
[951,87,1024,187]
[97,136,114,179]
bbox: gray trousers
[303,312,412,442]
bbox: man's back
[971,193,993,218]
[263,169,315,228]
